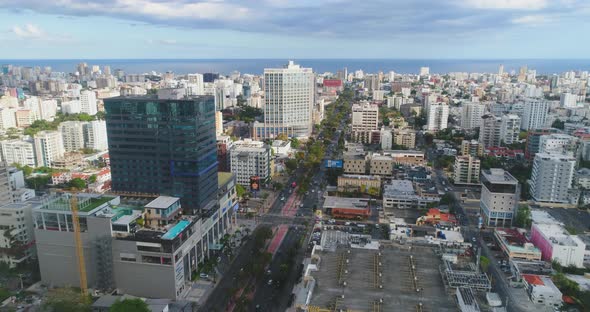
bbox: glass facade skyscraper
[104,94,218,214]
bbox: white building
[59,121,86,152]
[426,103,449,131]
[0,108,17,129]
[419,67,430,77]
[530,153,576,203]
[0,139,36,167]
[560,92,577,108]
[480,169,519,227]
[351,102,379,143]
[186,74,205,95]
[531,210,585,268]
[271,140,291,156]
[538,133,577,156]
[0,200,39,268]
[500,114,521,145]
[61,100,81,114]
[383,180,437,211]
[454,155,480,185]
[479,114,501,148]
[39,99,58,121]
[381,127,392,150]
[461,102,486,129]
[80,90,98,115]
[521,274,563,308]
[521,98,549,130]
[258,61,315,139]
[229,139,272,186]
[577,168,590,189]
[0,162,12,204]
[84,120,108,151]
[33,131,64,167]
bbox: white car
[281,197,285,201]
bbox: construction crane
[69,193,88,297]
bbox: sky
[0,0,589,59]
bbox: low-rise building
[323,196,370,219]
[494,228,541,261]
[337,174,381,195]
[393,129,416,149]
[530,211,585,268]
[271,140,292,156]
[383,180,438,211]
[343,154,367,174]
[521,274,562,308]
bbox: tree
[110,298,150,312]
[69,178,87,190]
[276,133,289,141]
[235,184,246,198]
[479,256,490,273]
[290,137,300,148]
[515,205,532,228]
[552,119,565,130]
[43,288,91,312]
[285,159,298,172]
[88,175,97,184]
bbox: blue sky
[0,0,589,59]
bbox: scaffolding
[95,235,113,290]
[443,260,491,291]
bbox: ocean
[1,59,590,75]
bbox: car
[281,197,285,201]
[472,237,477,243]
[300,204,304,208]
[217,256,221,262]
[267,279,273,285]
[200,273,209,279]
[311,189,315,193]
[345,222,351,226]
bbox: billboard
[324,159,343,168]
[250,176,260,191]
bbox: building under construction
[33,172,238,299]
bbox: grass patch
[79,196,114,212]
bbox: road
[200,100,348,312]
[429,152,535,312]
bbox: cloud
[512,14,552,25]
[9,23,72,42]
[11,23,44,38]
[146,39,178,45]
[462,0,548,10]
[0,0,588,39]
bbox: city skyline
[1,0,590,59]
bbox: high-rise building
[419,67,430,76]
[59,121,86,152]
[0,139,36,167]
[380,127,392,150]
[525,128,561,160]
[480,169,519,227]
[498,64,504,76]
[461,140,484,157]
[453,155,480,185]
[560,93,577,108]
[538,133,577,156]
[84,120,108,151]
[80,90,98,115]
[104,90,218,213]
[461,102,486,129]
[0,108,17,129]
[521,98,549,130]
[500,114,521,145]
[351,102,379,143]
[33,131,64,167]
[0,162,13,204]
[479,114,502,148]
[229,139,272,186]
[257,61,314,139]
[426,103,449,131]
[530,153,576,203]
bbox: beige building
[351,102,379,143]
[343,154,367,174]
[337,174,381,195]
[369,155,394,176]
[461,140,484,157]
[389,150,425,166]
[393,129,416,149]
[454,155,480,184]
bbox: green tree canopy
[110,298,149,312]
[69,178,87,190]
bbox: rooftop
[482,168,518,184]
[384,180,415,196]
[340,174,380,181]
[218,172,234,188]
[145,196,180,209]
[323,196,370,210]
[522,274,562,294]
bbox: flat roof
[340,174,380,181]
[482,169,518,184]
[145,196,180,209]
[323,196,369,210]
[218,172,234,188]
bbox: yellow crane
[69,193,88,297]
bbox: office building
[337,174,381,195]
[80,90,98,115]
[393,129,416,149]
[59,121,86,152]
[461,102,486,129]
[257,61,314,138]
[521,98,549,130]
[480,169,519,227]
[530,153,576,203]
[33,131,64,167]
[351,102,379,143]
[500,114,521,145]
[479,114,502,148]
[426,103,449,131]
[104,91,218,213]
[453,155,480,185]
[461,140,484,157]
[229,139,272,186]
